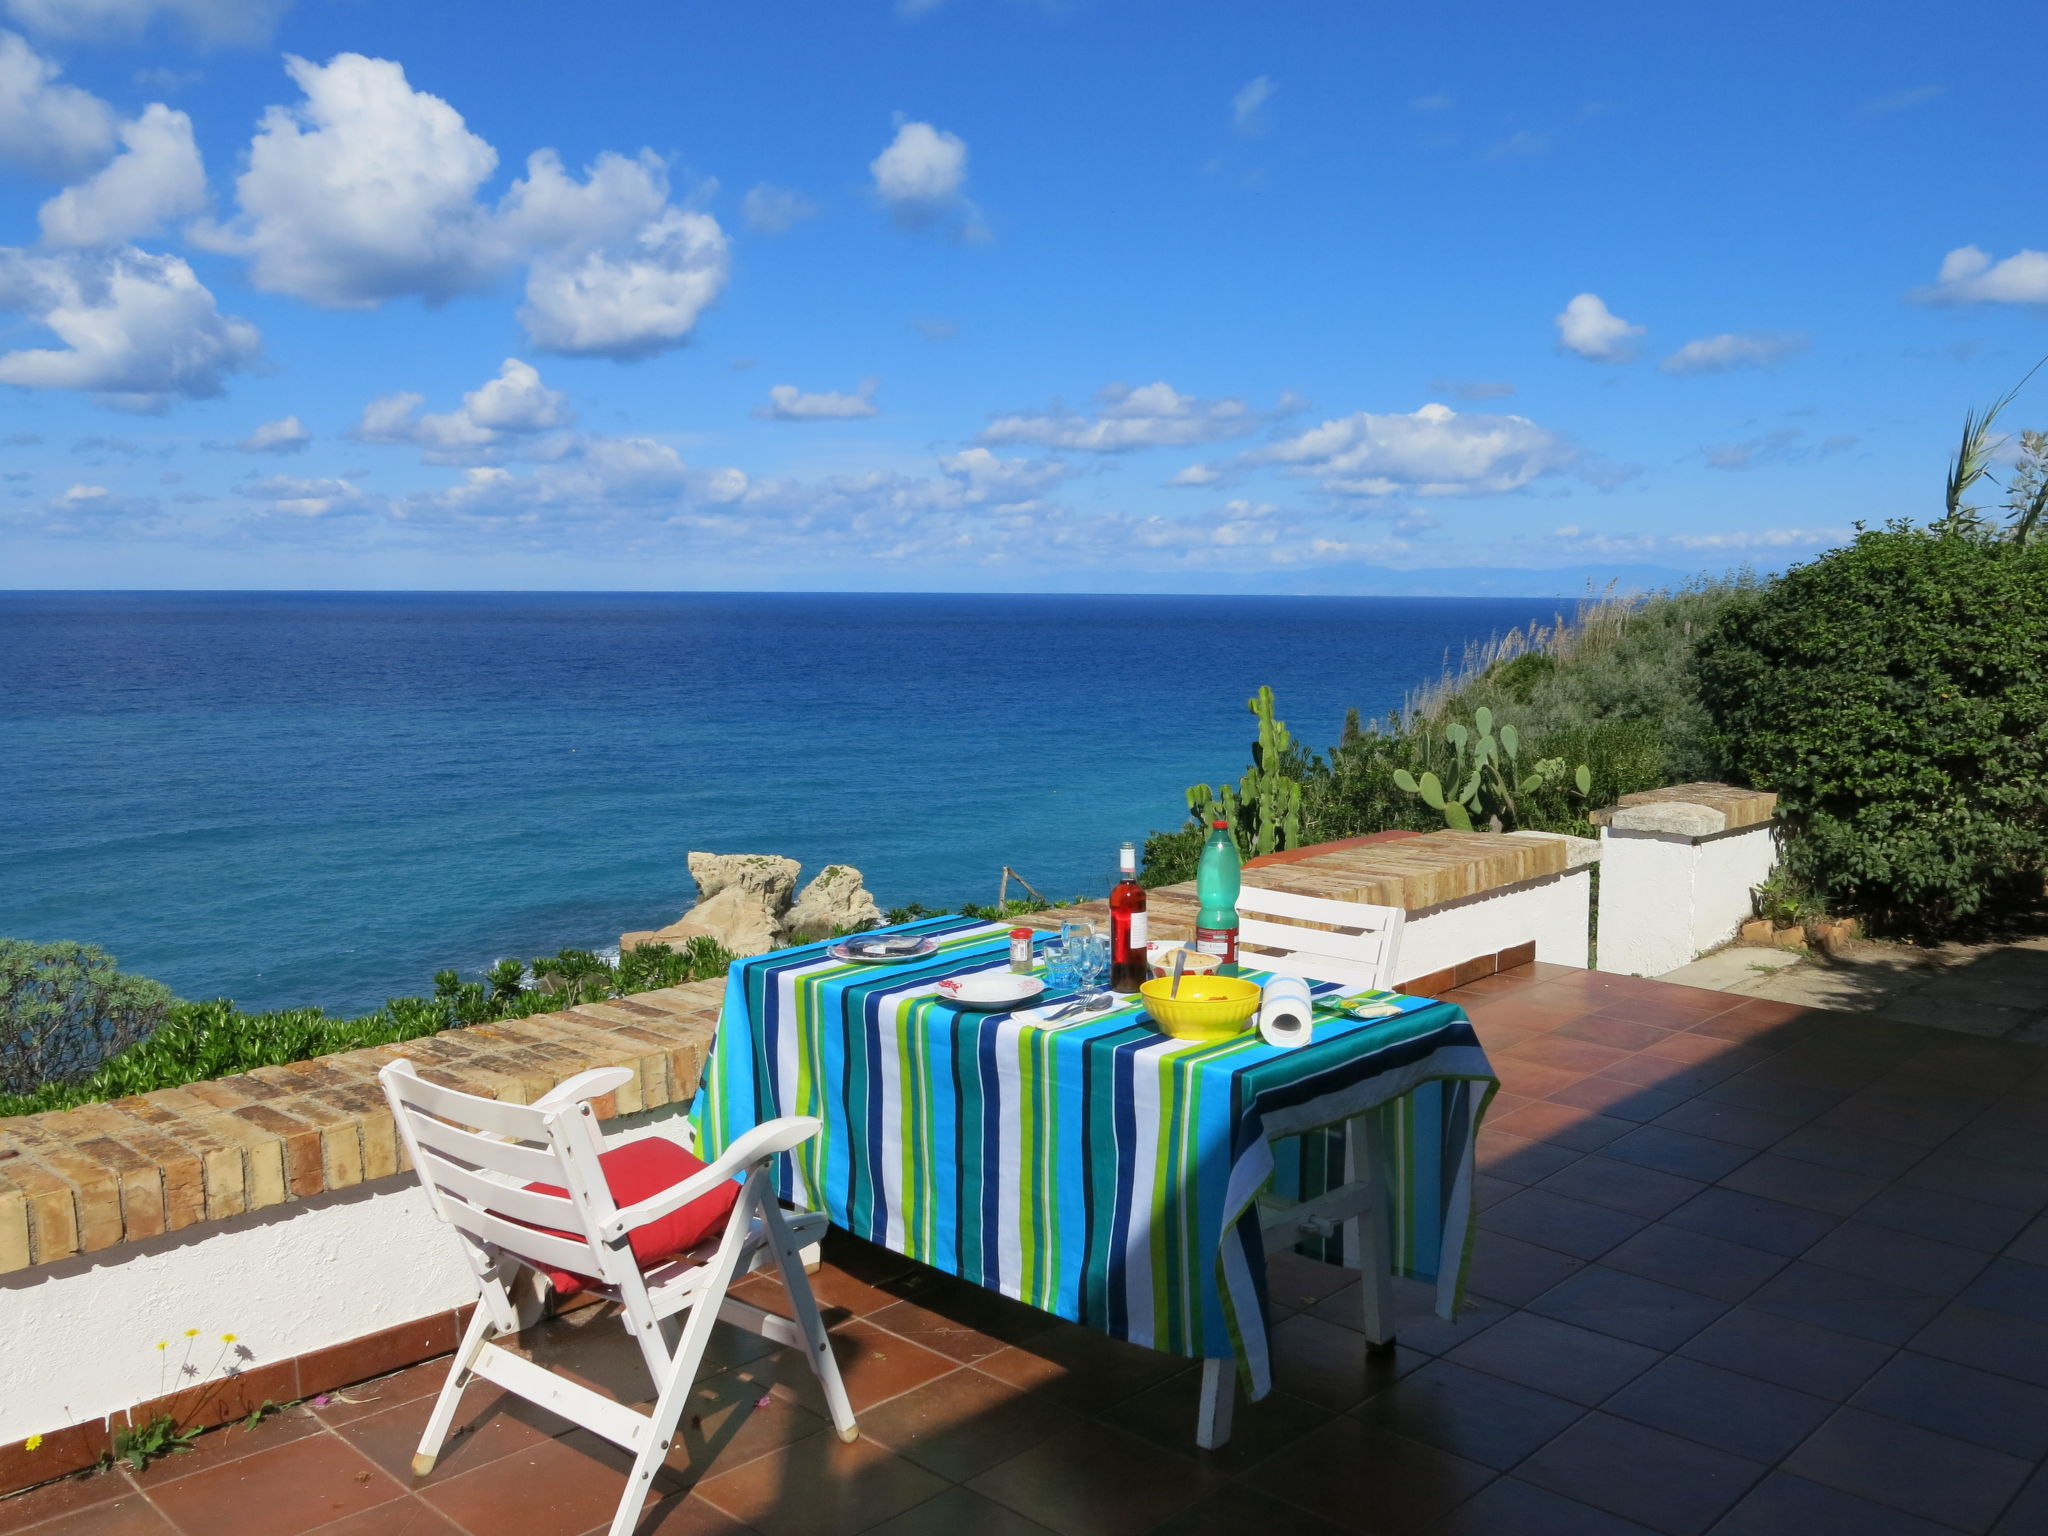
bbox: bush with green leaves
[1696,524,2048,932]
[0,940,173,1098]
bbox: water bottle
[1194,820,1241,966]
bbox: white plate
[935,972,1046,1010]
[827,935,940,964]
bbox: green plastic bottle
[1194,819,1241,966]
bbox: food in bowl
[1137,974,1263,1041]
[1146,942,1223,978]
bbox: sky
[0,0,2042,595]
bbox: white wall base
[0,1106,696,1443]
[1399,866,1592,982]
[1596,821,1779,977]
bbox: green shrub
[0,940,172,1098]
[1696,525,2048,932]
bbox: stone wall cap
[1604,801,1728,837]
[1589,781,1777,832]
[1505,830,1602,867]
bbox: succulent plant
[1392,707,1590,832]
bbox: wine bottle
[1109,841,1150,993]
[1195,820,1241,966]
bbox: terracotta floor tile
[329,1378,570,1488]
[1661,1187,1841,1258]
[1534,1155,1706,1221]
[1855,1184,2033,1254]
[310,1362,457,1428]
[1515,1411,1765,1535]
[2011,1215,2048,1266]
[1475,1129,1583,1186]
[1701,1073,1847,1124]
[1593,1054,1739,1097]
[1352,1357,1582,1470]
[1492,1058,1592,1101]
[1770,1123,1930,1181]
[855,1366,1075,1482]
[1524,1265,1727,1350]
[1481,1188,1648,1261]
[1586,993,1737,1027]
[1851,1349,2048,1461]
[1599,1125,1756,1183]
[858,1486,1060,1536]
[1649,1099,1803,1152]
[1500,1035,1633,1078]
[1309,1278,1510,1356]
[1424,1474,1662,1535]
[1912,1302,2048,1388]
[1745,1261,1947,1345]
[577,1489,754,1536]
[1267,1250,1367,1307]
[1958,1256,2048,1329]
[422,1432,670,1536]
[1801,1221,1993,1298]
[2,1487,175,1536]
[1782,1407,2032,1533]
[757,1318,959,1416]
[1554,1015,1676,1053]
[1238,1417,1492,1534]
[1545,1077,1689,1126]
[1487,1100,1632,1153]
[1678,1307,1893,1398]
[1463,1231,1587,1308]
[1995,1465,2048,1536]
[1711,1471,1968,1536]
[1903,1150,2048,1215]
[660,1359,828,1490]
[1719,1153,1891,1217]
[1266,1312,1417,1412]
[695,1426,952,1536]
[0,1472,130,1535]
[816,1231,919,1289]
[147,1431,405,1536]
[125,1407,326,1493]
[1137,1481,1351,1536]
[1113,1373,1333,1477]
[966,1424,1213,1536]
[1602,1355,1832,1464]
[1599,1223,1787,1303]
[1468,1021,1547,1056]
[1644,1033,1772,1069]
[734,1261,894,1322]
[973,1323,1189,1413]
[301,1501,467,1535]
[1444,1312,1660,1407]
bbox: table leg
[1197,1357,1235,1449]
[1345,1113,1397,1347]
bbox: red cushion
[517,1137,741,1297]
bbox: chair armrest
[596,1116,820,1243]
[531,1067,637,1114]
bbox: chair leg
[412,1299,497,1477]
[763,1193,857,1441]
[1197,1357,1235,1449]
[1345,1114,1397,1347]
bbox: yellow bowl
[1138,974,1264,1041]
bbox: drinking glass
[1041,940,1076,992]
[1078,933,1110,991]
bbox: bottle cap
[1212,819,1229,829]
[1009,928,1033,938]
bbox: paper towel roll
[1258,974,1314,1049]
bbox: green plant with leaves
[2006,429,2048,547]
[1938,356,2045,539]
[111,1414,200,1473]
[1697,522,2048,932]
[1186,685,1308,857]
[0,940,173,1097]
[1751,864,1821,929]
[1391,706,1591,832]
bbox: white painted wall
[1397,866,1593,983]
[1596,822,1779,977]
[0,1104,696,1443]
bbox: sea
[1,591,1572,1016]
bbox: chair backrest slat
[413,1144,583,1232]
[404,1110,563,1186]
[387,1069,555,1140]
[1237,915,1389,964]
[441,1199,604,1278]
[1234,887,1404,990]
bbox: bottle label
[1129,913,1147,949]
[1194,925,1238,962]
[1120,847,1137,874]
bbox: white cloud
[1702,427,1805,470]
[236,471,377,517]
[39,104,208,246]
[1660,331,1809,374]
[1551,523,1851,555]
[192,52,500,306]
[741,183,817,234]
[1912,245,2048,306]
[870,120,978,233]
[756,378,879,420]
[0,30,116,178]
[1167,462,1223,487]
[193,56,729,357]
[1554,293,1644,362]
[1232,76,1274,136]
[1254,401,1576,497]
[35,480,158,530]
[353,356,573,463]
[0,244,260,406]
[980,381,1277,452]
[232,415,309,453]
[2,0,286,46]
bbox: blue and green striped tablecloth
[690,914,1498,1397]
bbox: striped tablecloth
[690,915,1497,1397]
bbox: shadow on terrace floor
[5,962,2048,1536]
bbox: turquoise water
[0,592,1566,1014]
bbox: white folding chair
[379,1060,856,1536]
[1234,883,1406,992]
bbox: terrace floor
[7,962,2048,1536]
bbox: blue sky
[0,0,2042,594]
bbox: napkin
[1258,975,1315,1050]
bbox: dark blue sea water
[0,592,1567,1015]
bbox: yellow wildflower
[155,1341,168,1351]
[24,1434,42,1451]
[183,1328,200,1338]
[220,1333,237,1344]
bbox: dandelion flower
[220,1333,237,1344]
[23,1434,42,1451]
[156,1341,168,1351]
[183,1328,200,1338]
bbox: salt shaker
[1008,927,1035,973]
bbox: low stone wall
[1592,783,1780,976]
[0,980,726,1481]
